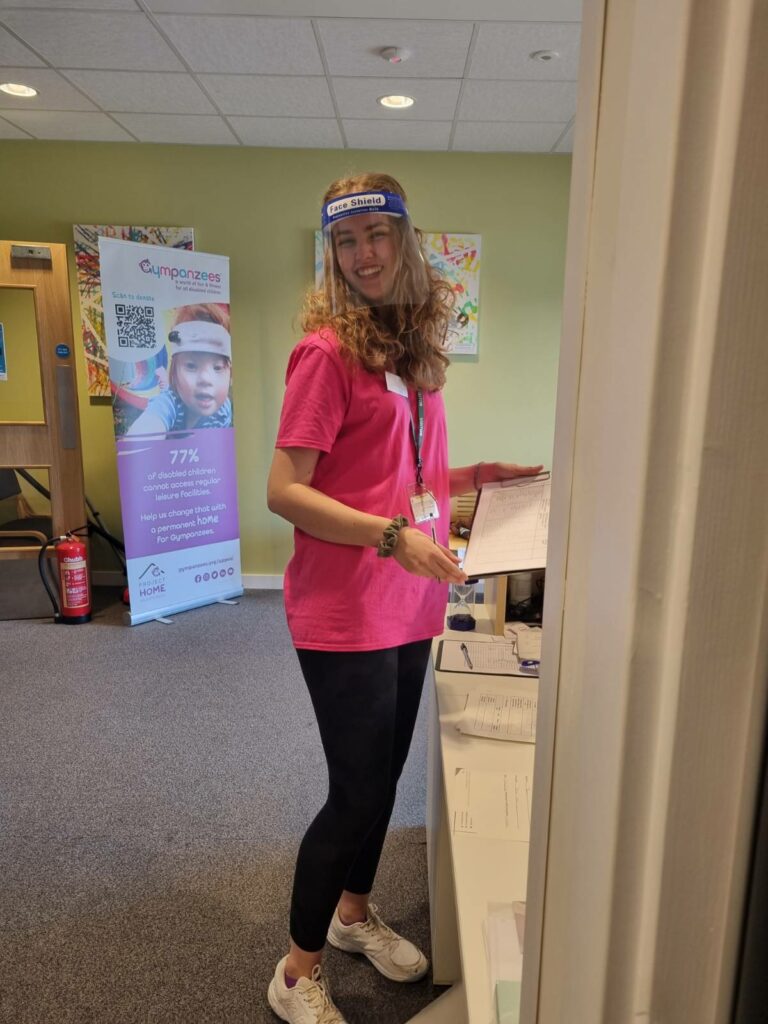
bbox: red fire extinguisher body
[56,538,92,624]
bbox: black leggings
[289,639,432,953]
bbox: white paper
[505,624,542,662]
[452,768,532,841]
[463,475,550,578]
[486,902,526,988]
[457,691,537,743]
[438,639,528,676]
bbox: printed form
[452,768,532,841]
[457,692,537,743]
[463,475,550,578]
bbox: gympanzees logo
[138,258,221,284]
[138,562,166,598]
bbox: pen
[460,643,474,670]
[430,518,437,545]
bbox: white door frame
[523,0,768,1021]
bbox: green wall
[0,141,570,575]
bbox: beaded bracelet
[377,514,409,558]
[473,461,485,491]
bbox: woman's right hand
[394,527,467,584]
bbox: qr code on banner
[114,303,155,349]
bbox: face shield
[321,190,430,315]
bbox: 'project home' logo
[138,258,221,284]
[138,562,166,598]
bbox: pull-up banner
[99,237,242,625]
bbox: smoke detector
[380,47,411,65]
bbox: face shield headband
[321,190,408,228]
[320,190,429,313]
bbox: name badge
[407,483,440,525]
[385,371,408,398]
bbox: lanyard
[409,389,425,487]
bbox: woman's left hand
[484,462,545,486]
[449,461,547,496]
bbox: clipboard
[463,472,550,579]
[435,639,531,677]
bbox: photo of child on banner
[126,304,232,436]
[109,303,232,437]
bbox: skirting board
[92,571,284,590]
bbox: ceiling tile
[453,120,565,152]
[0,113,30,137]
[343,118,451,150]
[459,79,576,121]
[2,109,132,140]
[147,1,582,18]
[469,22,581,80]
[316,18,472,78]
[0,67,97,110]
[0,1,140,8]
[554,122,573,151]
[200,74,333,118]
[0,11,184,70]
[333,77,459,120]
[228,116,342,148]
[0,24,43,65]
[155,15,323,74]
[63,70,215,114]
[113,112,239,144]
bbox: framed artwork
[73,225,194,397]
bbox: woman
[267,173,542,1023]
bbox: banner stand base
[123,587,244,627]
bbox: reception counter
[408,611,537,1024]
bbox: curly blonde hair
[302,173,454,392]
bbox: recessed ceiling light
[378,94,415,110]
[0,82,38,98]
[529,50,560,62]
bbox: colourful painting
[422,233,481,356]
[313,229,481,356]
[73,225,194,397]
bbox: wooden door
[0,241,86,555]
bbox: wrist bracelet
[377,514,409,558]
[473,462,485,491]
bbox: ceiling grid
[0,1,581,151]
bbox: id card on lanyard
[406,387,440,528]
[385,372,440,528]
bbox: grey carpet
[0,591,446,1023]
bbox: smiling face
[171,351,230,423]
[332,213,400,305]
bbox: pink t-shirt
[275,330,450,651]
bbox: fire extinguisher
[38,530,92,624]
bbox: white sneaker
[267,956,348,1024]
[327,904,429,983]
